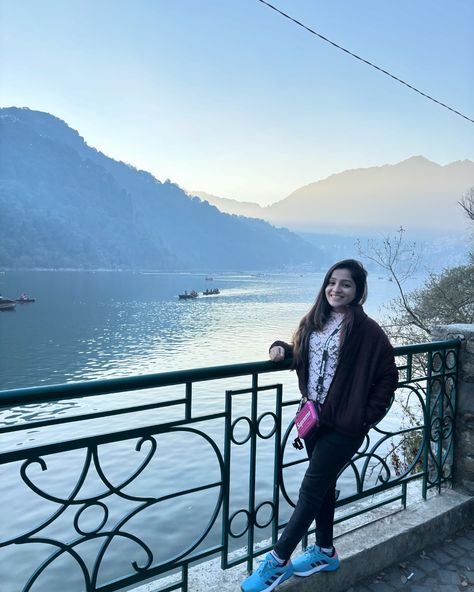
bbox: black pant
[274,426,363,561]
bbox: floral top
[307,311,345,404]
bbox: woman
[241,259,398,592]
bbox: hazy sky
[1,0,473,205]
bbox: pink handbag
[293,398,321,449]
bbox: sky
[1,0,473,206]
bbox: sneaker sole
[240,569,293,592]
[294,562,340,577]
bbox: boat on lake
[15,294,35,303]
[203,288,220,296]
[0,298,16,311]
[178,290,198,300]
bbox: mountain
[191,157,474,235]
[268,157,474,233]
[0,107,323,271]
[188,191,266,219]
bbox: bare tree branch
[458,187,474,221]
[356,227,430,334]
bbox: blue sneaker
[292,545,340,576]
[241,552,294,592]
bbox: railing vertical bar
[182,564,188,592]
[422,350,431,500]
[246,373,259,573]
[430,350,441,492]
[437,350,445,492]
[452,348,458,485]
[222,389,232,569]
[406,352,413,382]
[428,350,437,492]
[185,382,192,420]
[272,384,283,545]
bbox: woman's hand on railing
[269,346,285,362]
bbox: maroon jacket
[272,305,398,437]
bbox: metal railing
[0,339,459,592]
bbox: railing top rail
[0,359,290,407]
[0,338,460,408]
[395,338,460,355]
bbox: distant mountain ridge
[0,107,322,270]
[191,156,474,234]
[188,191,265,219]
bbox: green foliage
[410,264,474,325]
[380,263,474,345]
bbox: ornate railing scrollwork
[0,340,460,591]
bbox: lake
[0,269,425,592]
[0,269,420,391]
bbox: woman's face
[325,268,357,312]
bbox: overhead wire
[256,0,474,125]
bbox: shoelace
[257,556,279,575]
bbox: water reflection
[0,270,421,390]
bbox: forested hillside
[0,107,322,270]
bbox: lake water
[0,269,419,391]
[0,270,425,592]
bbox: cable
[256,0,474,125]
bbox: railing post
[432,324,474,494]
[422,351,431,499]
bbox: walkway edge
[281,488,474,592]
[128,489,473,592]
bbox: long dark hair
[292,259,368,368]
